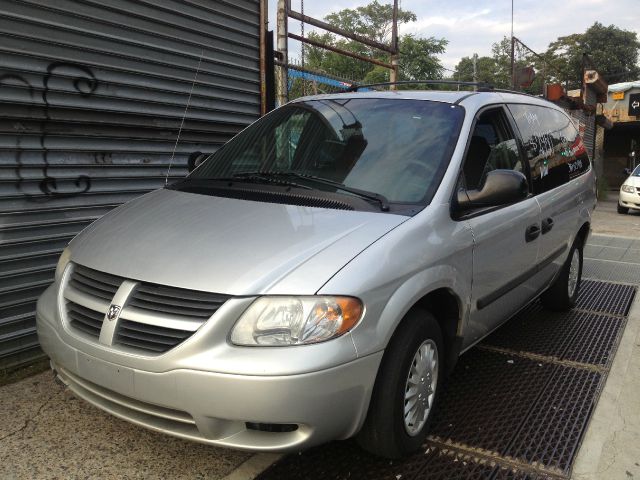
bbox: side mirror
[456,170,529,213]
[623,168,631,176]
[188,151,208,173]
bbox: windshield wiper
[271,172,390,211]
[194,172,313,190]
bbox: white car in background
[618,165,640,214]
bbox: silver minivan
[36,90,596,458]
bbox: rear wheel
[618,203,629,214]
[541,238,583,311]
[357,309,443,458]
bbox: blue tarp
[287,69,372,92]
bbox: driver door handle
[525,224,541,242]
[541,217,554,234]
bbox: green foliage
[399,35,448,81]
[323,0,416,45]
[293,0,447,94]
[546,22,640,88]
[452,23,640,93]
[453,37,514,89]
[454,55,501,86]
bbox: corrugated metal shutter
[582,88,597,156]
[0,0,262,368]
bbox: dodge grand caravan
[36,90,596,458]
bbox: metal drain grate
[576,280,636,316]
[483,303,589,359]
[484,306,624,366]
[256,280,636,480]
[492,467,556,479]
[504,366,601,474]
[562,314,624,366]
[583,258,640,284]
[256,441,502,480]
[429,349,555,455]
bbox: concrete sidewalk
[572,285,640,479]
[0,372,253,479]
[571,234,640,478]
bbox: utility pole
[511,36,516,90]
[472,53,478,90]
[276,0,288,106]
[389,0,399,89]
[510,0,515,90]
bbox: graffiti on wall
[1,62,96,199]
[2,61,209,202]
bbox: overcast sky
[269,0,640,72]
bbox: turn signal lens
[231,296,364,346]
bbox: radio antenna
[165,49,204,186]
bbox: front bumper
[36,287,382,452]
[619,190,640,210]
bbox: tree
[452,23,640,94]
[546,23,640,88]
[398,35,448,81]
[292,1,447,93]
[323,1,416,47]
[454,56,499,86]
[453,37,516,89]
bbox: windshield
[633,164,640,176]
[189,98,464,204]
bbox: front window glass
[462,108,523,191]
[632,164,640,176]
[190,99,464,204]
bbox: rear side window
[508,104,590,194]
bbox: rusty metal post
[288,9,395,53]
[276,0,288,106]
[389,0,399,89]
[288,33,395,69]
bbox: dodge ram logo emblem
[107,305,121,321]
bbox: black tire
[618,203,629,214]
[541,238,583,311]
[356,309,444,458]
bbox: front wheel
[541,239,583,311]
[618,203,629,214]
[357,309,443,458]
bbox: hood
[623,175,640,187]
[69,189,408,295]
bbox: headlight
[55,247,72,282]
[621,184,635,193]
[231,296,363,346]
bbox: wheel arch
[383,287,464,376]
[575,221,590,247]
[407,288,463,374]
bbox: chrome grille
[66,301,103,338]
[128,283,228,320]
[69,265,123,301]
[115,320,194,353]
[63,264,230,355]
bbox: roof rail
[345,80,495,92]
[486,88,544,99]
